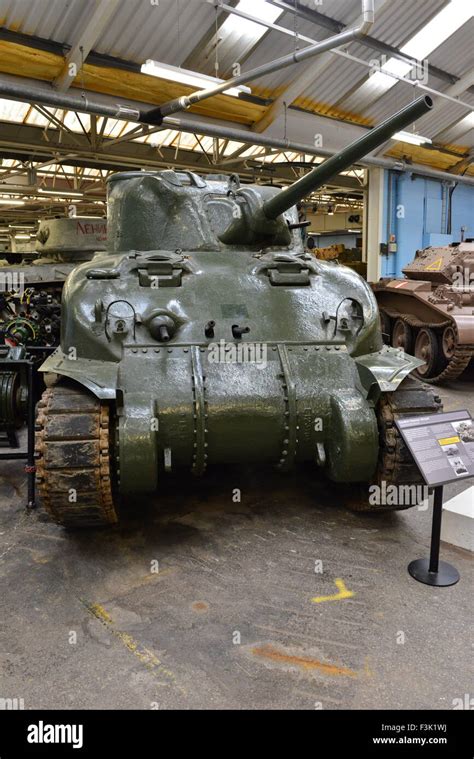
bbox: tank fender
[355,346,424,401]
[39,349,118,399]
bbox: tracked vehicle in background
[373,241,474,383]
[0,216,106,349]
[0,217,106,442]
[35,96,442,527]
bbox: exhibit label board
[395,410,474,487]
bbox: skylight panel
[219,0,281,41]
[349,1,473,108]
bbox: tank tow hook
[232,325,250,340]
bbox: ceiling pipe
[0,76,474,187]
[144,0,374,123]
[213,0,474,114]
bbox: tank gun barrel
[263,95,433,220]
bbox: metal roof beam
[0,121,362,190]
[53,0,121,92]
[448,150,474,176]
[1,75,473,186]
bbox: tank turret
[402,240,474,285]
[34,216,107,263]
[108,96,433,253]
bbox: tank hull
[40,246,423,496]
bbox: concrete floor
[0,370,472,710]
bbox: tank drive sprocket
[348,376,442,512]
[35,382,118,527]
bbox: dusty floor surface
[0,370,472,709]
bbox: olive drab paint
[39,98,433,497]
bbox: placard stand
[408,486,460,587]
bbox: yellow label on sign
[425,257,443,271]
[438,436,460,446]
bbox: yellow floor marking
[81,599,184,693]
[311,578,354,604]
[88,603,113,624]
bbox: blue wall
[381,172,474,277]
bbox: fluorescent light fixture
[14,233,31,240]
[0,198,25,205]
[38,188,83,198]
[141,61,251,98]
[392,131,432,146]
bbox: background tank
[373,241,474,383]
[0,216,107,445]
[35,96,442,528]
[0,216,106,349]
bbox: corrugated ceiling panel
[297,0,361,24]
[438,113,474,145]
[0,0,96,41]
[0,0,471,159]
[228,16,328,93]
[364,84,471,143]
[187,2,319,83]
[366,0,447,46]
[94,0,216,67]
[297,42,375,111]
[427,18,474,78]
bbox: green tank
[36,96,442,527]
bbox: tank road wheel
[348,377,441,512]
[441,326,457,360]
[379,310,391,345]
[391,318,413,354]
[35,382,118,528]
[414,328,442,379]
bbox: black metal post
[25,360,36,509]
[408,486,460,587]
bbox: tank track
[380,307,473,383]
[35,383,118,527]
[349,376,442,512]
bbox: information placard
[395,409,474,487]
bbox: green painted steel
[40,98,432,493]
